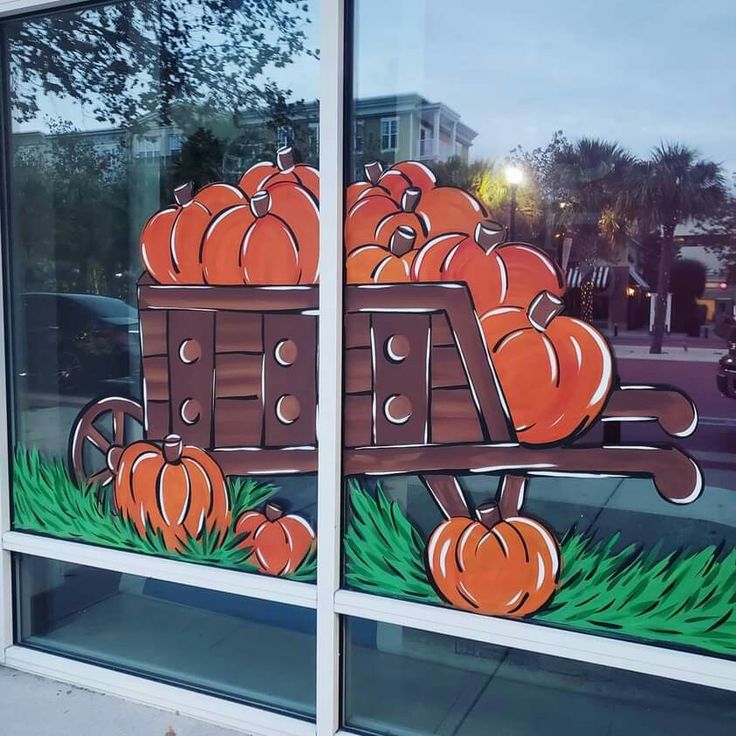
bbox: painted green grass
[13,446,316,581]
[345,484,736,656]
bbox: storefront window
[6,0,320,579]
[342,0,736,661]
[16,554,316,716]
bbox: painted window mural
[8,0,320,579]
[343,0,736,659]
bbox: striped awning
[629,267,650,290]
[566,266,610,289]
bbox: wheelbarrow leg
[496,475,526,518]
[419,475,472,519]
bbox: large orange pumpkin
[345,187,429,254]
[481,290,613,445]
[108,434,230,552]
[426,503,559,617]
[140,181,246,284]
[267,181,320,284]
[238,146,319,200]
[377,160,436,202]
[235,502,315,576]
[412,221,566,313]
[418,186,489,239]
[346,226,417,283]
[201,190,300,285]
[346,161,393,211]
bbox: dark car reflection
[19,293,140,395]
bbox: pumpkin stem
[174,182,194,206]
[474,219,507,253]
[401,187,421,213]
[528,291,565,331]
[276,146,295,171]
[389,226,416,257]
[106,445,124,475]
[250,190,271,218]
[163,434,184,464]
[476,502,502,529]
[265,502,284,522]
[364,161,383,184]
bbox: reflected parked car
[717,340,736,399]
[19,293,140,393]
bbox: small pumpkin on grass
[235,502,315,576]
[427,502,559,617]
[108,434,230,552]
[346,226,418,283]
[481,290,613,445]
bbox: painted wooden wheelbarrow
[69,276,702,520]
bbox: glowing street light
[504,166,524,241]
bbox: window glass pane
[343,0,736,660]
[343,617,736,736]
[7,0,319,578]
[16,554,316,717]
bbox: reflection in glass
[17,554,316,717]
[344,618,736,736]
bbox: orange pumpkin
[238,146,319,200]
[140,181,246,284]
[235,502,315,576]
[345,187,429,254]
[412,221,566,313]
[201,190,300,285]
[418,186,489,239]
[346,161,394,211]
[377,160,436,202]
[267,181,320,284]
[346,226,417,283]
[481,291,613,445]
[108,434,230,552]
[427,503,559,617]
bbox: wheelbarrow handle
[602,386,697,438]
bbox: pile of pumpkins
[345,160,613,447]
[140,151,613,448]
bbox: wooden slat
[216,311,262,353]
[431,345,467,389]
[344,394,372,448]
[145,400,170,441]
[263,313,317,447]
[215,353,262,398]
[345,347,372,394]
[344,312,370,349]
[168,310,215,448]
[142,356,168,401]
[139,310,167,356]
[214,398,263,447]
[431,313,454,346]
[372,313,430,446]
[430,387,484,444]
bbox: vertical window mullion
[316,0,345,734]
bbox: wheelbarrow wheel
[69,396,144,487]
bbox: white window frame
[353,119,364,154]
[1,2,736,736]
[380,115,398,152]
[277,124,290,149]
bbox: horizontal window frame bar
[335,589,736,693]
[5,645,315,736]
[3,531,317,609]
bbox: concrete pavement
[0,666,239,736]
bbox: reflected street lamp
[505,166,524,240]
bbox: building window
[277,125,290,149]
[354,119,364,153]
[309,122,319,156]
[380,116,399,151]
